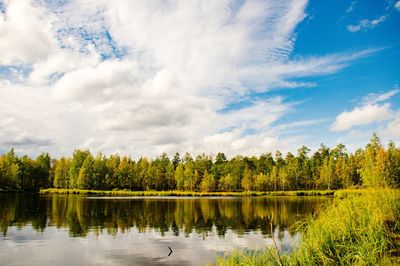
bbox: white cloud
[345,1,357,13]
[330,103,392,131]
[362,89,400,105]
[347,15,387,32]
[381,112,400,139]
[0,0,57,65]
[275,119,327,131]
[395,1,400,11]
[52,59,139,102]
[328,89,400,149]
[0,0,381,157]
[331,89,399,133]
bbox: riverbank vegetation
[215,188,400,265]
[40,188,334,197]
[1,134,399,193]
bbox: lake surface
[0,194,331,265]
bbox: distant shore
[38,188,335,197]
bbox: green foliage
[1,133,400,192]
[175,163,185,190]
[183,160,195,191]
[200,170,216,192]
[53,157,70,188]
[0,149,20,189]
[40,188,335,197]
[241,166,253,191]
[215,189,400,265]
[360,133,390,187]
[77,155,94,189]
[35,153,51,188]
[69,150,91,189]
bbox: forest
[1,134,399,192]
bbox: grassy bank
[333,188,373,199]
[215,188,400,265]
[39,188,334,197]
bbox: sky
[0,0,399,159]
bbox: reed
[215,188,400,265]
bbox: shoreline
[38,188,335,197]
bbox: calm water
[0,194,331,265]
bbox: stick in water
[270,213,283,266]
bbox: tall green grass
[215,189,400,265]
[333,188,371,199]
[39,188,334,197]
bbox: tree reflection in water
[0,194,330,240]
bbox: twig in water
[168,246,173,256]
[270,213,283,266]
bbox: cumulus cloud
[52,60,139,102]
[330,90,398,132]
[0,0,57,65]
[330,104,392,131]
[0,0,380,157]
[347,15,387,32]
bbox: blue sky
[286,0,400,149]
[0,0,399,158]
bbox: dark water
[0,194,331,265]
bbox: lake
[0,194,331,265]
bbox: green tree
[92,153,107,190]
[18,156,36,190]
[270,165,279,191]
[53,157,70,188]
[241,166,253,191]
[175,163,185,190]
[335,156,350,188]
[284,152,300,190]
[220,173,234,191]
[77,155,94,189]
[200,170,216,192]
[387,141,400,187]
[213,152,227,183]
[35,153,51,189]
[360,133,385,187]
[136,157,149,190]
[69,150,91,189]
[321,157,337,190]
[183,161,195,191]
[254,172,267,191]
[0,149,20,189]
[117,157,132,189]
[172,152,181,169]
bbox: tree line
[0,134,399,192]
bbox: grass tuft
[215,188,400,265]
